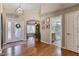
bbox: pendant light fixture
[16,3,24,16]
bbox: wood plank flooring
[1,37,79,56]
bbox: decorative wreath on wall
[16,24,21,29]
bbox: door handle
[66,33,70,35]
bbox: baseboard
[41,40,79,54]
[41,40,51,44]
[3,40,25,46]
[51,44,79,54]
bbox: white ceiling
[3,3,78,15]
[41,3,78,15]
[3,3,41,14]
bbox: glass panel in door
[7,20,24,43]
[12,21,24,41]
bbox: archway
[26,20,40,42]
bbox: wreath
[16,24,21,29]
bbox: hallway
[0,3,79,56]
[1,37,79,56]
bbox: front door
[6,20,24,43]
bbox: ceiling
[3,3,78,15]
[41,3,78,15]
[3,3,41,14]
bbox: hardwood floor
[1,37,79,56]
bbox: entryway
[26,20,40,42]
[5,17,25,43]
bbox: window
[27,25,35,33]
[8,20,12,40]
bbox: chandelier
[16,4,24,15]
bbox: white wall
[40,17,51,44]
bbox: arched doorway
[26,20,40,42]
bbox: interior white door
[65,11,79,53]
[65,13,74,52]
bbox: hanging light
[16,3,24,15]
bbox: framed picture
[46,17,50,29]
[46,24,50,29]
[46,17,50,24]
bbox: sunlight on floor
[53,40,61,47]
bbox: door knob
[66,33,70,35]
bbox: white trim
[3,39,25,45]
[41,39,78,53]
[0,49,2,53]
[41,40,51,44]
[61,46,78,53]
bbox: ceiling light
[16,4,24,15]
